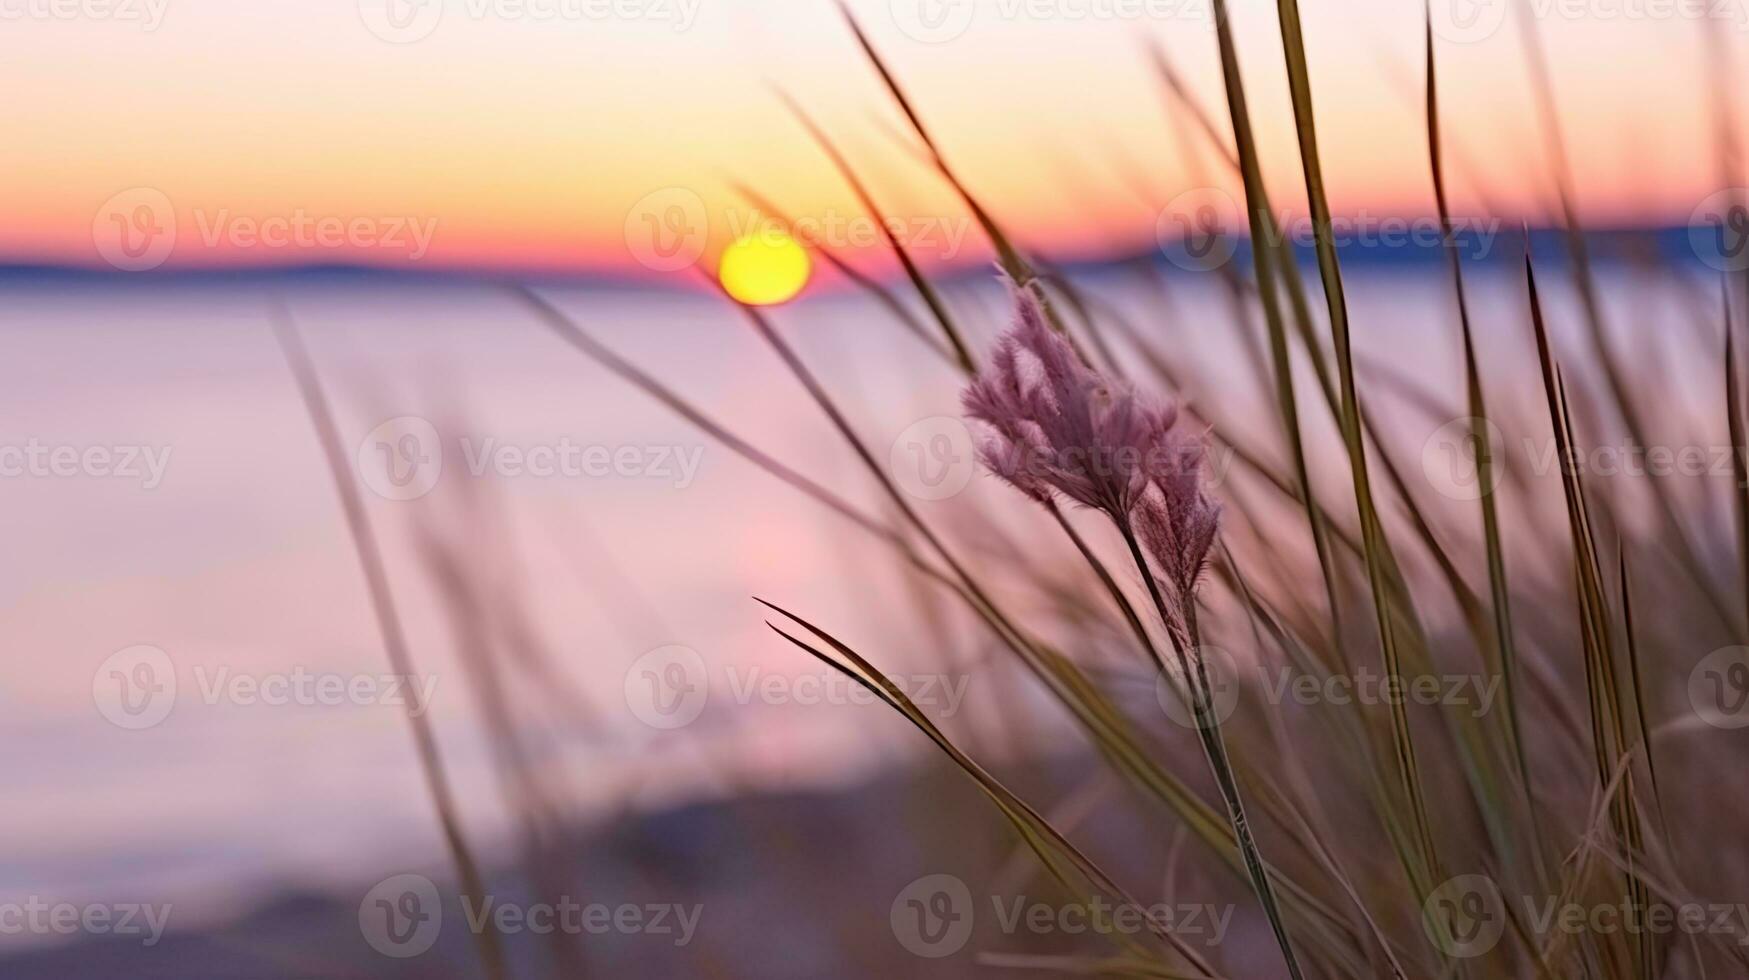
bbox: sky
[1,0,1745,278]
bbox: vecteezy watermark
[1156,190,1504,272]
[1260,665,1501,718]
[720,210,972,262]
[1155,187,1241,272]
[1154,646,1244,729]
[93,188,176,272]
[190,209,438,261]
[1422,421,1749,499]
[356,417,443,502]
[620,190,973,273]
[0,0,168,27]
[0,898,173,947]
[624,187,709,272]
[890,417,978,501]
[189,666,438,715]
[890,0,1214,44]
[360,874,443,958]
[1422,875,1508,958]
[622,644,971,729]
[93,645,177,730]
[1691,189,1749,273]
[1155,648,1504,729]
[1519,439,1747,481]
[721,666,970,716]
[889,874,1232,959]
[359,0,702,43]
[458,437,703,486]
[1690,646,1749,729]
[0,439,172,489]
[1421,417,1507,502]
[623,645,710,729]
[461,897,702,945]
[353,416,706,501]
[1424,875,1749,958]
[1430,0,1749,44]
[92,644,438,730]
[358,873,701,958]
[892,874,975,957]
[92,189,438,271]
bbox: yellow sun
[718,231,811,306]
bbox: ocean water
[0,260,1718,940]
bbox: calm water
[0,262,1712,938]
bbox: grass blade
[269,305,509,980]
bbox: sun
[718,231,811,306]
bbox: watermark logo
[989,896,1232,943]
[1435,0,1749,43]
[1422,416,1507,501]
[191,666,438,715]
[461,897,701,944]
[1266,666,1501,717]
[93,644,176,730]
[1428,0,1508,42]
[362,0,701,40]
[722,209,972,259]
[723,667,970,717]
[1427,874,1749,955]
[1153,646,1241,729]
[94,188,176,272]
[895,0,1214,40]
[624,645,709,729]
[0,439,172,488]
[357,417,444,501]
[1155,655,1503,727]
[890,0,975,42]
[891,416,977,501]
[1690,646,1749,729]
[359,0,444,42]
[625,187,709,272]
[94,646,441,729]
[1,0,170,28]
[458,437,704,486]
[1424,874,1506,958]
[1158,193,1503,270]
[191,209,438,261]
[891,874,975,958]
[1691,189,1749,273]
[360,874,443,958]
[356,418,707,499]
[0,898,172,946]
[1156,188,1240,273]
[1425,432,1747,489]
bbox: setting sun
[718,231,811,306]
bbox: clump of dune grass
[329,3,1749,978]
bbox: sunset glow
[0,0,1742,278]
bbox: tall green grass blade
[1112,516,1306,979]
[1516,7,1740,637]
[1525,256,1650,975]
[730,181,955,368]
[1425,12,1547,895]
[1197,8,1351,682]
[1265,0,1445,909]
[1727,290,1749,635]
[833,0,1079,340]
[773,91,977,372]
[269,306,510,980]
[759,599,1218,976]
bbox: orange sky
[0,0,1743,278]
